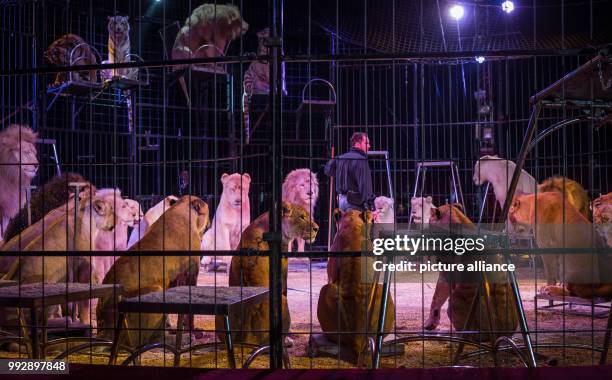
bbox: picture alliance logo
[372,235,487,256]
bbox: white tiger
[242,28,286,143]
[104,15,137,80]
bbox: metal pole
[267,0,284,369]
[499,103,541,223]
[373,254,392,368]
[498,103,542,368]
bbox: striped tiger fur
[107,15,137,79]
[242,28,286,143]
[43,34,97,85]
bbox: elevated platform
[46,80,103,97]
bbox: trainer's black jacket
[324,147,375,209]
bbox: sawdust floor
[1,260,611,368]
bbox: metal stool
[108,286,290,368]
[410,161,465,224]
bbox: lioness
[215,202,318,345]
[317,209,395,364]
[96,195,209,346]
[426,204,518,339]
[509,192,612,299]
[2,194,115,284]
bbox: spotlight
[449,4,465,20]
[475,56,485,64]
[501,1,514,13]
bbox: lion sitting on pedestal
[215,202,318,346]
[317,209,396,364]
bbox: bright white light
[475,56,485,63]
[501,1,514,13]
[449,4,465,20]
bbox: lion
[127,195,179,249]
[171,3,248,71]
[509,192,612,299]
[374,196,394,224]
[79,190,142,327]
[1,173,93,275]
[423,203,468,331]
[96,195,209,347]
[536,176,592,285]
[1,192,115,327]
[94,189,142,252]
[423,204,518,339]
[201,173,251,268]
[473,155,537,209]
[593,193,612,247]
[410,196,436,224]
[0,125,38,242]
[215,202,319,346]
[538,176,591,220]
[317,209,395,364]
[282,169,319,252]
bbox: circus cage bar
[0,0,612,377]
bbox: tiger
[43,34,97,85]
[242,28,286,143]
[106,15,137,80]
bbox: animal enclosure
[1,0,612,372]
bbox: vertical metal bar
[373,254,391,368]
[31,1,37,132]
[51,142,61,176]
[29,307,40,359]
[599,306,612,365]
[109,312,126,365]
[477,182,490,225]
[498,102,542,368]
[268,0,284,369]
[222,315,236,369]
[499,103,541,222]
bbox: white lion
[0,125,38,241]
[374,196,394,224]
[410,196,436,224]
[473,155,537,209]
[127,195,178,249]
[282,169,319,252]
[201,173,251,266]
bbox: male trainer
[325,132,377,213]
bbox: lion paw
[424,310,440,331]
[284,336,294,348]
